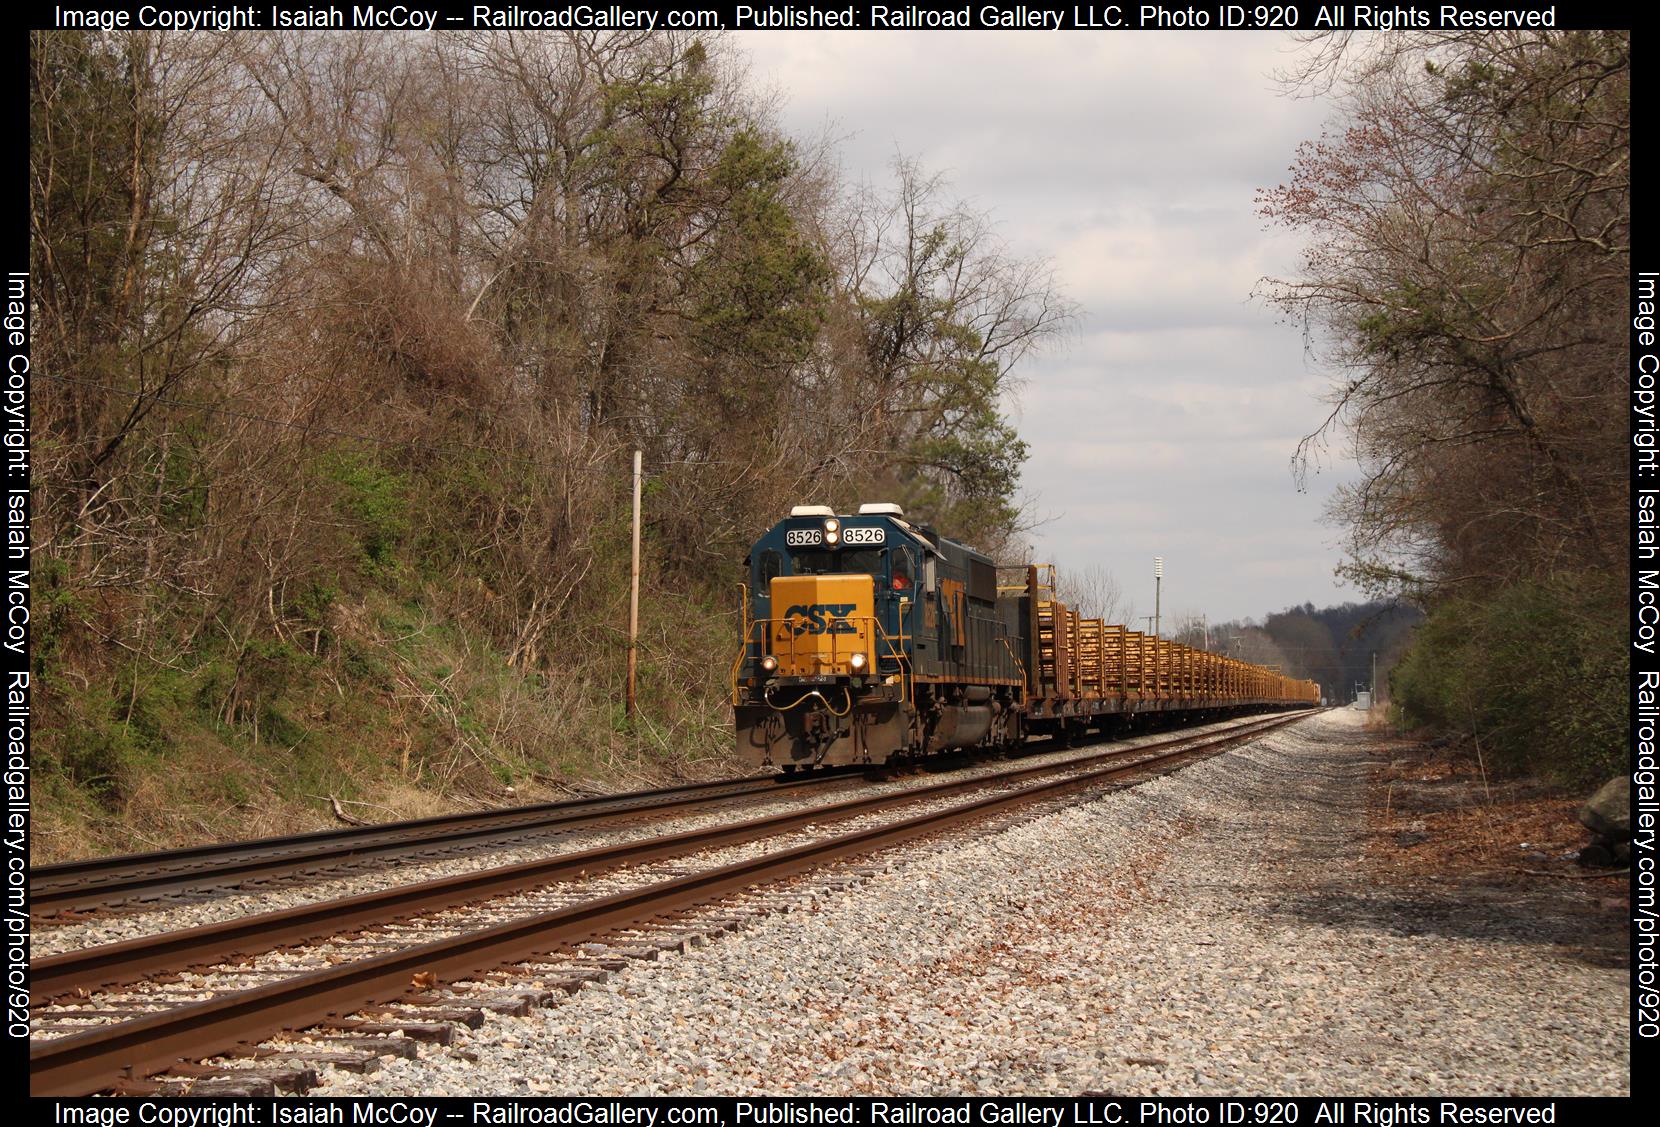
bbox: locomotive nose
[765,573,875,678]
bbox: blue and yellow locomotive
[731,504,1321,770]
[732,503,1024,770]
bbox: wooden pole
[626,450,642,719]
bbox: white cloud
[735,30,1360,622]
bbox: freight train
[731,503,1319,770]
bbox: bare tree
[1055,562,1134,625]
[841,159,1078,544]
[1168,612,1209,651]
[32,30,304,591]
[1260,31,1629,597]
[1228,626,1292,675]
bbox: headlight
[760,655,778,674]
[823,518,840,532]
[849,652,867,672]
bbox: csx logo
[782,603,857,636]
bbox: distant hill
[1174,601,1423,704]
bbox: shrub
[1391,572,1626,784]
[318,448,411,574]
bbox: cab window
[791,550,834,574]
[891,549,914,592]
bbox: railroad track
[29,709,1318,1096]
[31,769,865,918]
[33,709,1284,919]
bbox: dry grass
[1364,730,1622,901]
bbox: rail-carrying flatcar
[731,504,1319,770]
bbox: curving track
[30,710,1320,1096]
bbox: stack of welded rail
[1011,565,1317,715]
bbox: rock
[1578,776,1630,840]
[1576,843,1614,869]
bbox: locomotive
[731,503,1319,770]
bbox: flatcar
[731,503,1318,770]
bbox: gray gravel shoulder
[312,711,1628,1096]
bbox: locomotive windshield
[789,548,884,576]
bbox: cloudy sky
[734,31,1357,625]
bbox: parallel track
[34,709,1301,917]
[30,770,859,916]
[30,709,1318,1096]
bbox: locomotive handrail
[997,635,1028,701]
[737,581,749,652]
[728,627,751,707]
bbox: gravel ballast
[305,709,1627,1096]
[36,717,1267,959]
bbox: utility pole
[1372,651,1377,703]
[626,449,642,720]
[1153,556,1163,638]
